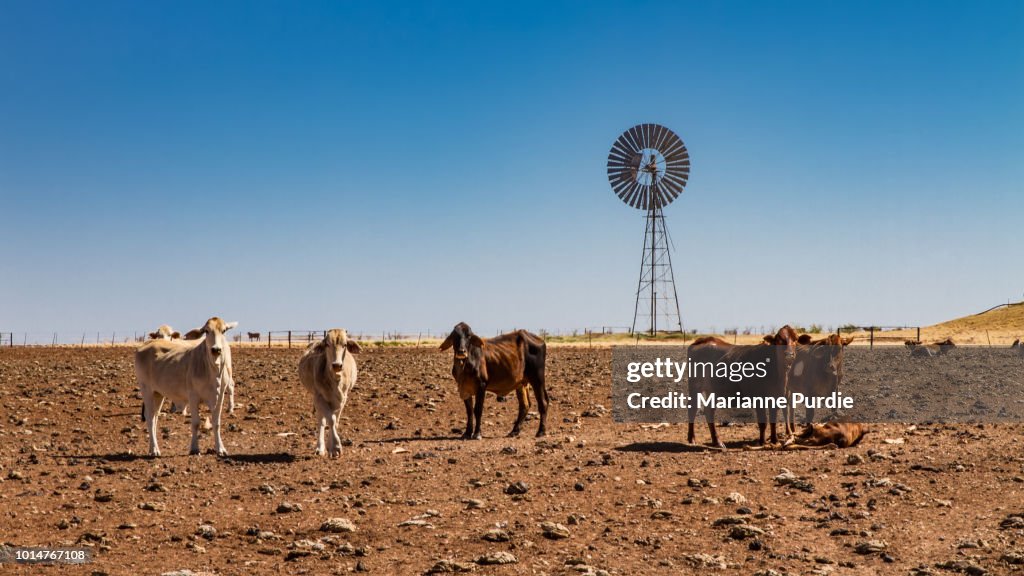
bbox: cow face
[149,325,181,341]
[769,325,799,366]
[190,317,238,359]
[440,322,484,360]
[323,329,360,377]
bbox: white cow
[148,325,181,340]
[298,329,360,457]
[148,325,233,423]
[135,317,238,456]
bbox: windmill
[607,124,690,336]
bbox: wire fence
[0,324,932,349]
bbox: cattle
[148,325,181,341]
[689,336,734,347]
[687,325,800,448]
[1013,339,1023,360]
[783,421,867,449]
[440,322,548,439]
[909,338,956,358]
[134,317,238,456]
[248,331,261,342]
[789,334,853,425]
[297,329,360,457]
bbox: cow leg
[143,390,163,457]
[461,398,474,440]
[328,410,342,458]
[687,402,698,444]
[188,393,202,455]
[530,379,547,438]
[768,406,780,445]
[805,406,816,425]
[314,400,328,456]
[210,385,227,457]
[705,408,725,449]
[756,407,768,446]
[472,391,485,440]
[509,387,528,437]
[225,373,236,415]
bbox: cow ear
[842,337,854,346]
[148,332,159,339]
[184,328,204,340]
[469,334,484,348]
[346,340,361,354]
[797,334,812,345]
[223,321,238,332]
[763,335,774,345]
[171,331,181,339]
[439,333,455,351]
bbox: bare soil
[1,346,1023,575]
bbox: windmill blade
[608,124,690,210]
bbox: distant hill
[846,301,1024,346]
[919,301,1024,344]
[929,301,1024,333]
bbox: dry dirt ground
[1,346,1023,576]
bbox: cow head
[440,322,484,360]
[148,325,181,341]
[768,325,799,366]
[188,317,238,359]
[318,329,360,377]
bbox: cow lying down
[781,421,868,450]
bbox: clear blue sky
[1,1,1022,340]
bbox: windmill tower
[607,124,690,336]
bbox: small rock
[541,522,570,540]
[195,524,216,540]
[729,525,766,540]
[482,528,511,542]
[320,518,356,533]
[476,551,517,565]
[724,492,747,504]
[276,502,302,514]
[425,559,475,573]
[854,540,888,554]
[504,481,529,495]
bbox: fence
[841,325,921,350]
[263,330,438,349]
[0,325,934,348]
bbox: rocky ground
[1,346,1023,575]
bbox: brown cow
[247,331,261,342]
[789,334,853,426]
[783,421,867,449]
[687,325,800,448]
[440,322,548,439]
[910,338,956,358]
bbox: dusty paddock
[1,347,1023,576]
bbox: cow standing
[440,322,548,439]
[789,334,853,425]
[135,317,238,456]
[297,329,360,457]
[687,325,799,448]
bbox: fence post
[288,330,292,349]
[869,327,874,350]
[916,327,920,342]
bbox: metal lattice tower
[607,124,690,336]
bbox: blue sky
[1,1,1022,340]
